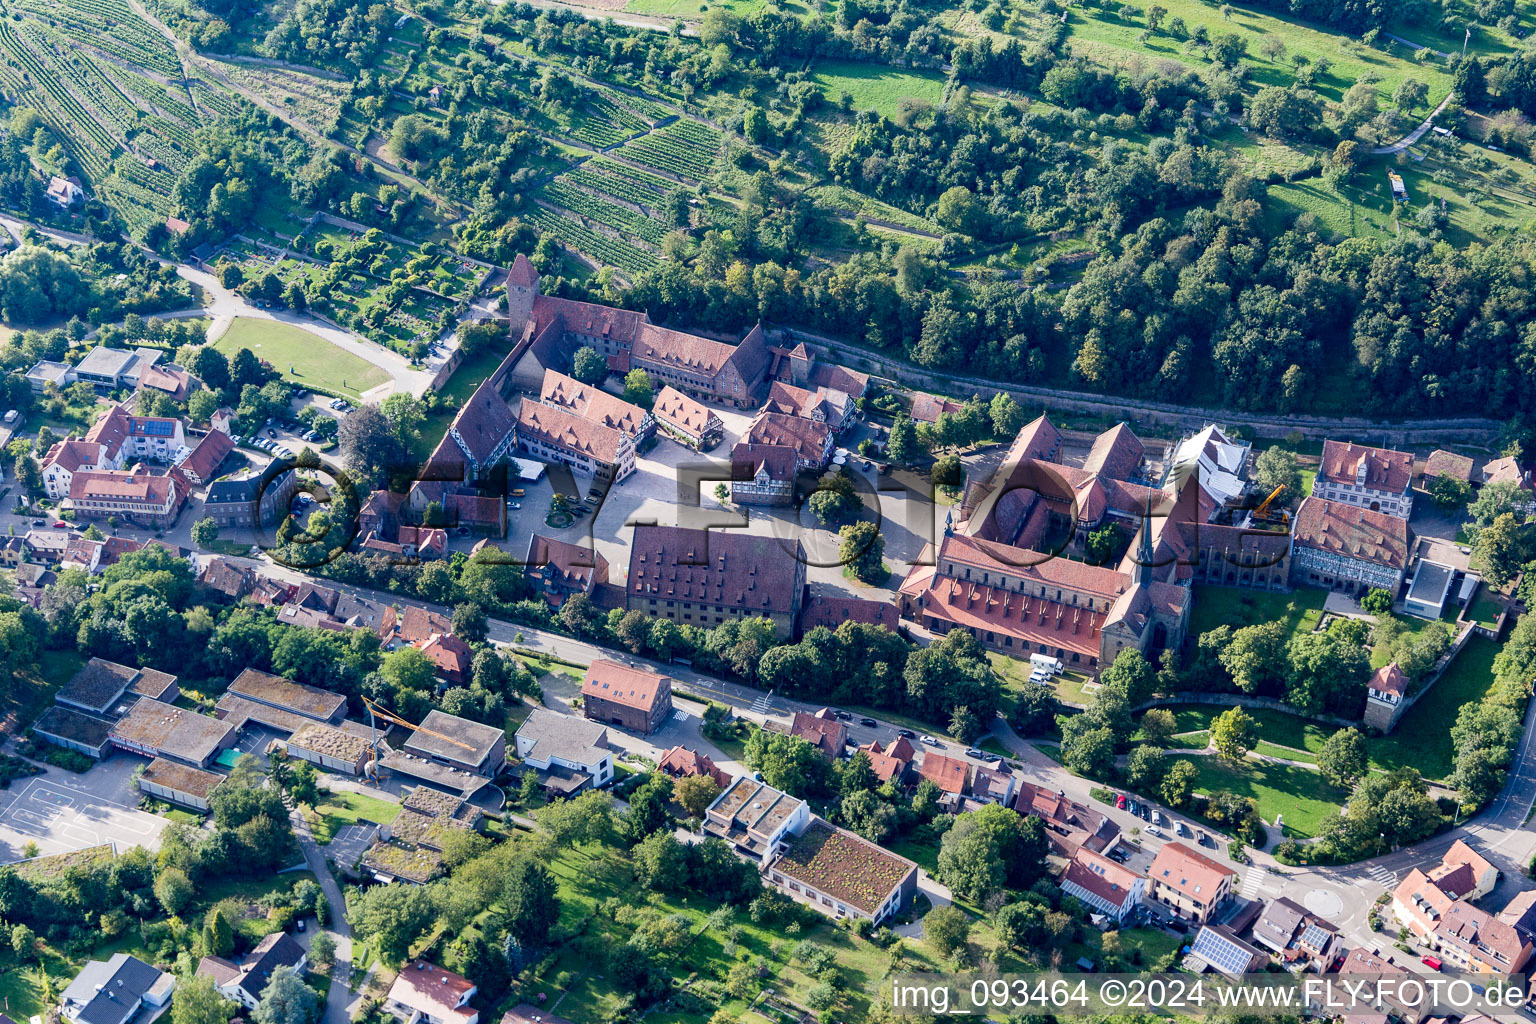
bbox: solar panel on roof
[134,419,175,436]
[1191,929,1252,975]
[1300,923,1331,948]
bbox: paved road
[1372,92,1454,155]
[227,549,1536,959]
[289,800,360,1024]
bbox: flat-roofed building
[580,660,672,736]
[32,706,115,758]
[406,709,506,777]
[109,699,236,768]
[703,777,809,866]
[767,817,917,924]
[56,657,163,715]
[228,668,346,724]
[137,757,224,811]
[286,722,372,775]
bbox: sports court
[0,777,167,859]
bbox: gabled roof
[540,370,650,436]
[1063,846,1142,911]
[731,442,796,483]
[919,752,968,794]
[627,525,802,617]
[1292,497,1410,569]
[1320,440,1412,493]
[653,385,717,436]
[1148,842,1235,904]
[517,401,628,464]
[386,963,476,1024]
[1081,423,1145,480]
[42,439,107,475]
[179,431,234,481]
[451,377,517,465]
[1423,450,1474,483]
[581,660,670,713]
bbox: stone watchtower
[505,253,540,339]
[1363,661,1409,733]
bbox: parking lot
[0,771,168,862]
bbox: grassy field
[1177,755,1348,837]
[1064,0,1454,107]
[411,342,510,461]
[624,0,796,16]
[1146,705,1339,756]
[211,318,390,400]
[1366,634,1501,780]
[809,60,948,117]
[304,790,402,843]
[1188,584,1327,640]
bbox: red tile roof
[1292,497,1410,569]
[731,442,796,482]
[69,465,180,506]
[388,963,476,1023]
[1081,423,1146,480]
[1320,440,1413,493]
[920,752,969,794]
[581,659,670,713]
[42,439,106,474]
[910,393,962,424]
[1064,847,1142,911]
[1423,450,1473,483]
[527,534,609,589]
[507,254,538,288]
[447,493,503,528]
[798,594,898,633]
[1370,662,1408,697]
[540,370,651,436]
[789,709,847,758]
[416,633,473,682]
[517,401,628,465]
[1149,842,1236,906]
[658,745,730,788]
[627,525,802,618]
[395,606,451,644]
[180,431,234,482]
[653,386,717,438]
[743,412,830,463]
[451,378,518,466]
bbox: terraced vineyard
[528,206,658,278]
[564,93,648,149]
[0,0,246,232]
[540,178,669,245]
[614,119,722,181]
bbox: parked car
[512,488,526,497]
[832,710,852,721]
[296,918,306,933]
[896,728,916,739]
[1115,794,1127,809]
[1127,800,1138,815]
[29,520,43,528]
[965,748,985,759]
[982,752,1002,762]
[267,429,277,438]
[509,502,521,510]
[1145,825,1165,838]
[1198,831,1214,847]
[859,718,876,727]
[1422,956,1442,971]
[1176,822,1190,837]
[919,735,940,747]
[52,520,66,528]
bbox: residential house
[909,392,961,425]
[1146,842,1236,924]
[580,660,673,736]
[416,632,474,685]
[1431,902,1534,973]
[136,363,194,403]
[41,439,110,498]
[658,745,731,789]
[1290,497,1411,595]
[60,954,174,1024]
[1013,781,1120,858]
[1392,840,1502,942]
[196,557,255,603]
[703,777,809,866]
[1334,949,1427,1024]
[197,933,306,1010]
[1189,925,1269,976]
[524,534,608,607]
[382,606,452,648]
[384,962,478,1024]
[919,753,969,808]
[45,175,83,209]
[1252,896,1338,969]
[626,525,806,638]
[1060,847,1144,923]
[968,763,1016,806]
[788,708,847,759]
[1313,440,1414,518]
[761,379,856,435]
[513,709,612,795]
[1481,456,1536,513]
[856,737,914,785]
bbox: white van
[1030,653,1064,675]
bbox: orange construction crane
[1249,483,1290,525]
[361,695,475,779]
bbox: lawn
[809,60,948,117]
[538,838,945,1022]
[1463,589,1505,629]
[1188,584,1327,641]
[1177,755,1348,838]
[1064,0,1454,108]
[211,317,389,400]
[411,342,510,461]
[304,790,402,843]
[1142,704,1339,757]
[1366,634,1502,781]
